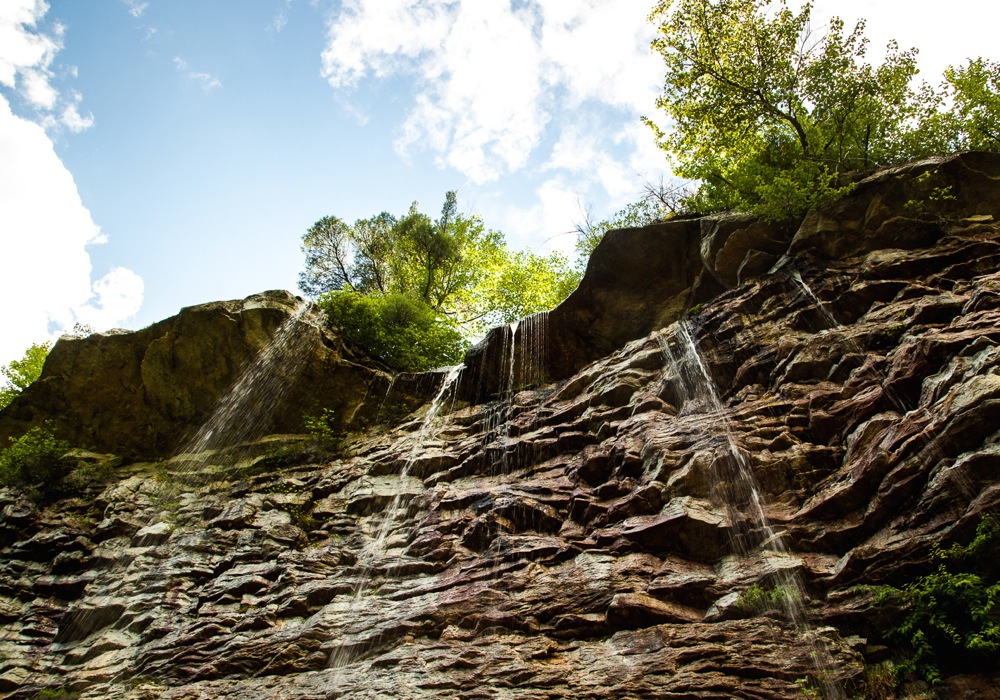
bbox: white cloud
[321,0,662,187]
[75,267,145,330]
[496,178,582,257]
[268,1,292,36]
[121,0,149,18]
[0,1,94,133]
[173,56,221,93]
[0,3,143,366]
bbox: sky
[0,0,997,366]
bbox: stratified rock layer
[0,291,430,459]
[2,153,1000,698]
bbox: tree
[644,0,998,220]
[0,342,50,411]
[945,59,1000,151]
[463,250,579,335]
[301,193,579,370]
[300,193,507,311]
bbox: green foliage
[302,192,578,355]
[875,519,1000,684]
[734,583,795,615]
[939,59,1000,152]
[903,171,958,218]
[793,676,822,699]
[856,662,898,699]
[0,424,71,500]
[0,341,50,410]
[466,249,579,333]
[302,407,351,456]
[319,290,467,371]
[29,689,79,700]
[299,192,505,309]
[644,0,1000,220]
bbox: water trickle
[366,364,463,557]
[44,300,322,672]
[791,270,841,329]
[518,311,549,390]
[179,300,318,461]
[660,321,844,699]
[326,364,463,672]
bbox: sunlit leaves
[0,342,50,411]
[644,0,997,219]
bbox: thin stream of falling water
[791,271,841,330]
[478,322,519,476]
[366,364,464,556]
[506,320,519,399]
[324,365,463,673]
[497,320,519,473]
[660,321,844,699]
[179,300,317,460]
[790,271,923,429]
[520,311,549,389]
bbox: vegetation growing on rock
[644,0,1000,220]
[0,423,70,501]
[0,342,50,411]
[300,192,578,370]
[874,518,1000,684]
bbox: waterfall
[40,300,321,681]
[325,365,464,672]
[660,320,845,699]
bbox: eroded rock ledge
[460,151,1000,401]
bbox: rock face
[2,152,1000,698]
[0,290,430,459]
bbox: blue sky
[1,0,997,365]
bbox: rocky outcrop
[462,151,1000,400]
[2,153,1000,698]
[0,291,431,459]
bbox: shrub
[0,424,71,500]
[733,583,797,615]
[875,518,1000,684]
[303,407,349,456]
[319,290,467,372]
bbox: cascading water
[325,364,464,672]
[364,364,463,558]
[176,300,318,462]
[518,311,548,390]
[660,320,845,699]
[791,270,842,329]
[790,269,914,418]
[792,270,992,511]
[476,312,551,476]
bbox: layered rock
[2,153,1000,698]
[0,290,431,459]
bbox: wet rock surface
[2,153,1000,698]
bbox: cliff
[1,152,1000,698]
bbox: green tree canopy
[644,0,1000,219]
[300,193,579,370]
[0,342,50,411]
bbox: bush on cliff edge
[0,423,71,501]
